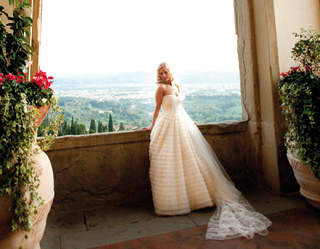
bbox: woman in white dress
[145,62,272,240]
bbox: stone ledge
[48,120,249,152]
[199,119,248,135]
[45,119,254,211]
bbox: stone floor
[91,206,320,249]
[40,189,311,249]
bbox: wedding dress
[149,93,272,240]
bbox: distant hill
[54,71,240,85]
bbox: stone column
[235,0,302,193]
[31,0,42,77]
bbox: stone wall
[274,0,320,73]
[47,121,257,211]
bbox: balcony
[1,0,320,248]
[39,121,320,249]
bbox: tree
[71,116,75,134]
[89,119,97,133]
[119,122,125,131]
[63,120,71,135]
[102,124,108,132]
[98,120,103,133]
[74,120,79,135]
[108,113,114,132]
[78,124,88,134]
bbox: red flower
[280,72,288,77]
[5,73,16,81]
[0,73,3,85]
[31,70,54,89]
[16,76,22,83]
[290,66,299,71]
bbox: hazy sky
[40,0,239,75]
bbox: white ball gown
[149,93,272,240]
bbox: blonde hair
[157,62,174,86]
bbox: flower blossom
[31,70,54,89]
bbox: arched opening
[39,0,242,134]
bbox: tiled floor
[40,189,311,249]
[91,206,320,249]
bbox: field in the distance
[52,71,242,130]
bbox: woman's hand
[143,125,153,131]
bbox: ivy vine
[0,0,63,238]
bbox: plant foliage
[0,0,63,235]
[278,28,320,179]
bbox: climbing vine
[0,0,63,235]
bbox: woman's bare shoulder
[156,83,166,91]
[155,83,165,94]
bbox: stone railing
[47,120,258,211]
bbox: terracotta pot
[287,151,320,209]
[0,105,54,248]
[34,104,51,127]
[0,146,54,249]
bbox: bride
[145,62,272,240]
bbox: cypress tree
[108,113,114,132]
[74,121,80,135]
[71,116,75,134]
[98,120,103,133]
[62,120,68,135]
[89,119,97,133]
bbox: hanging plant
[0,72,63,233]
[0,0,64,236]
[278,28,320,179]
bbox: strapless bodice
[161,94,183,114]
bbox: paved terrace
[40,188,319,249]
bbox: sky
[40,0,239,75]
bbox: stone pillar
[235,0,302,193]
[31,0,42,77]
[234,0,264,188]
[250,0,283,192]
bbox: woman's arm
[144,86,164,130]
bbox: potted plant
[278,28,320,209]
[0,1,63,248]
